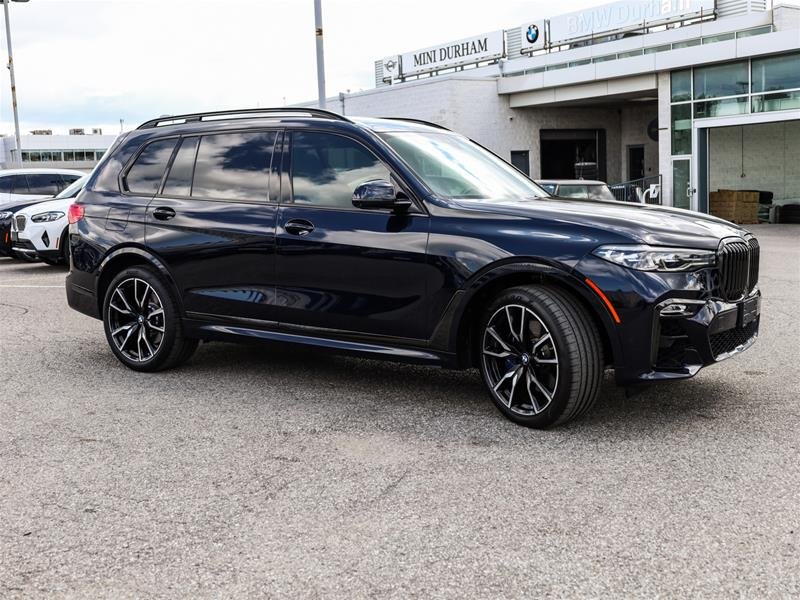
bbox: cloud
[4,0,792,133]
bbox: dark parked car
[66,108,761,428]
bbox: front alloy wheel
[478,285,603,428]
[482,304,559,416]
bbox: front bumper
[643,289,760,381]
[10,217,68,261]
[576,255,761,385]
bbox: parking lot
[0,224,797,598]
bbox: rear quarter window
[123,138,179,195]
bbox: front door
[672,157,693,210]
[144,130,281,321]
[275,130,430,340]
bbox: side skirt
[183,318,457,367]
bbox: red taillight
[67,203,85,224]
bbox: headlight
[592,245,716,272]
[0,211,13,220]
[31,211,65,223]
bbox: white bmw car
[11,175,87,265]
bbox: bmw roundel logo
[526,24,539,44]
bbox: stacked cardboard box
[709,190,759,224]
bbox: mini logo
[526,24,539,44]
[384,58,397,71]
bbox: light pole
[2,0,28,168]
[313,0,326,109]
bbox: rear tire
[477,285,603,428]
[102,266,198,372]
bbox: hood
[451,197,748,249]
[15,197,72,218]
[0,192,50,205]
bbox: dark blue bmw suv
[66,108,761,428]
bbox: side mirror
[352,180,411,211]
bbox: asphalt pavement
[1,224,798,598]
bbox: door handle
[284,219,315,236]
[152,207,176,221]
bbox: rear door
[143,129,281,322]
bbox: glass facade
[693,61,748,99]
[671,70,691,102]
[671,104,692,155]
[670,52,800,156]
[752,52,800,93]
[21,149,105,163]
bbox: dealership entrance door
[672,157,693,210]
[540,129,606,181]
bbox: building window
[751,52,800,93]
[737,26,772,39]
[671,39,701,50]
[693,61,748,99]
[671,104,692,155]
[752,90,800,113]
[63,151,74,161]
[671,70,691,102]
[693,97,748,119]
[702,33,734,44]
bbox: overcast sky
[0,0,794,134]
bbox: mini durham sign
[400,30,504,77]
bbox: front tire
[478,285,603,428]
[102,266,198,372]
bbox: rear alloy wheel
[479,285,603,428]
[103,266,198,371]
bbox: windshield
[379,131,547,201]
[55,175,87,199]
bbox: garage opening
[540,129,607,181]
[707,120,800,224]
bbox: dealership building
[322,0,800,216]
[0,129,118,172]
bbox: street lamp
[313,0,326,109]
[2,0,29,168]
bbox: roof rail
[382,117,451,131]
[137,107,351,130]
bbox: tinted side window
[8,175,30,194]
[0,176,12,193]
[125,138,178,195]
[290,132,390,208]
[191,131,276,201]
[26,173,63,195]
[163,137,199,197]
